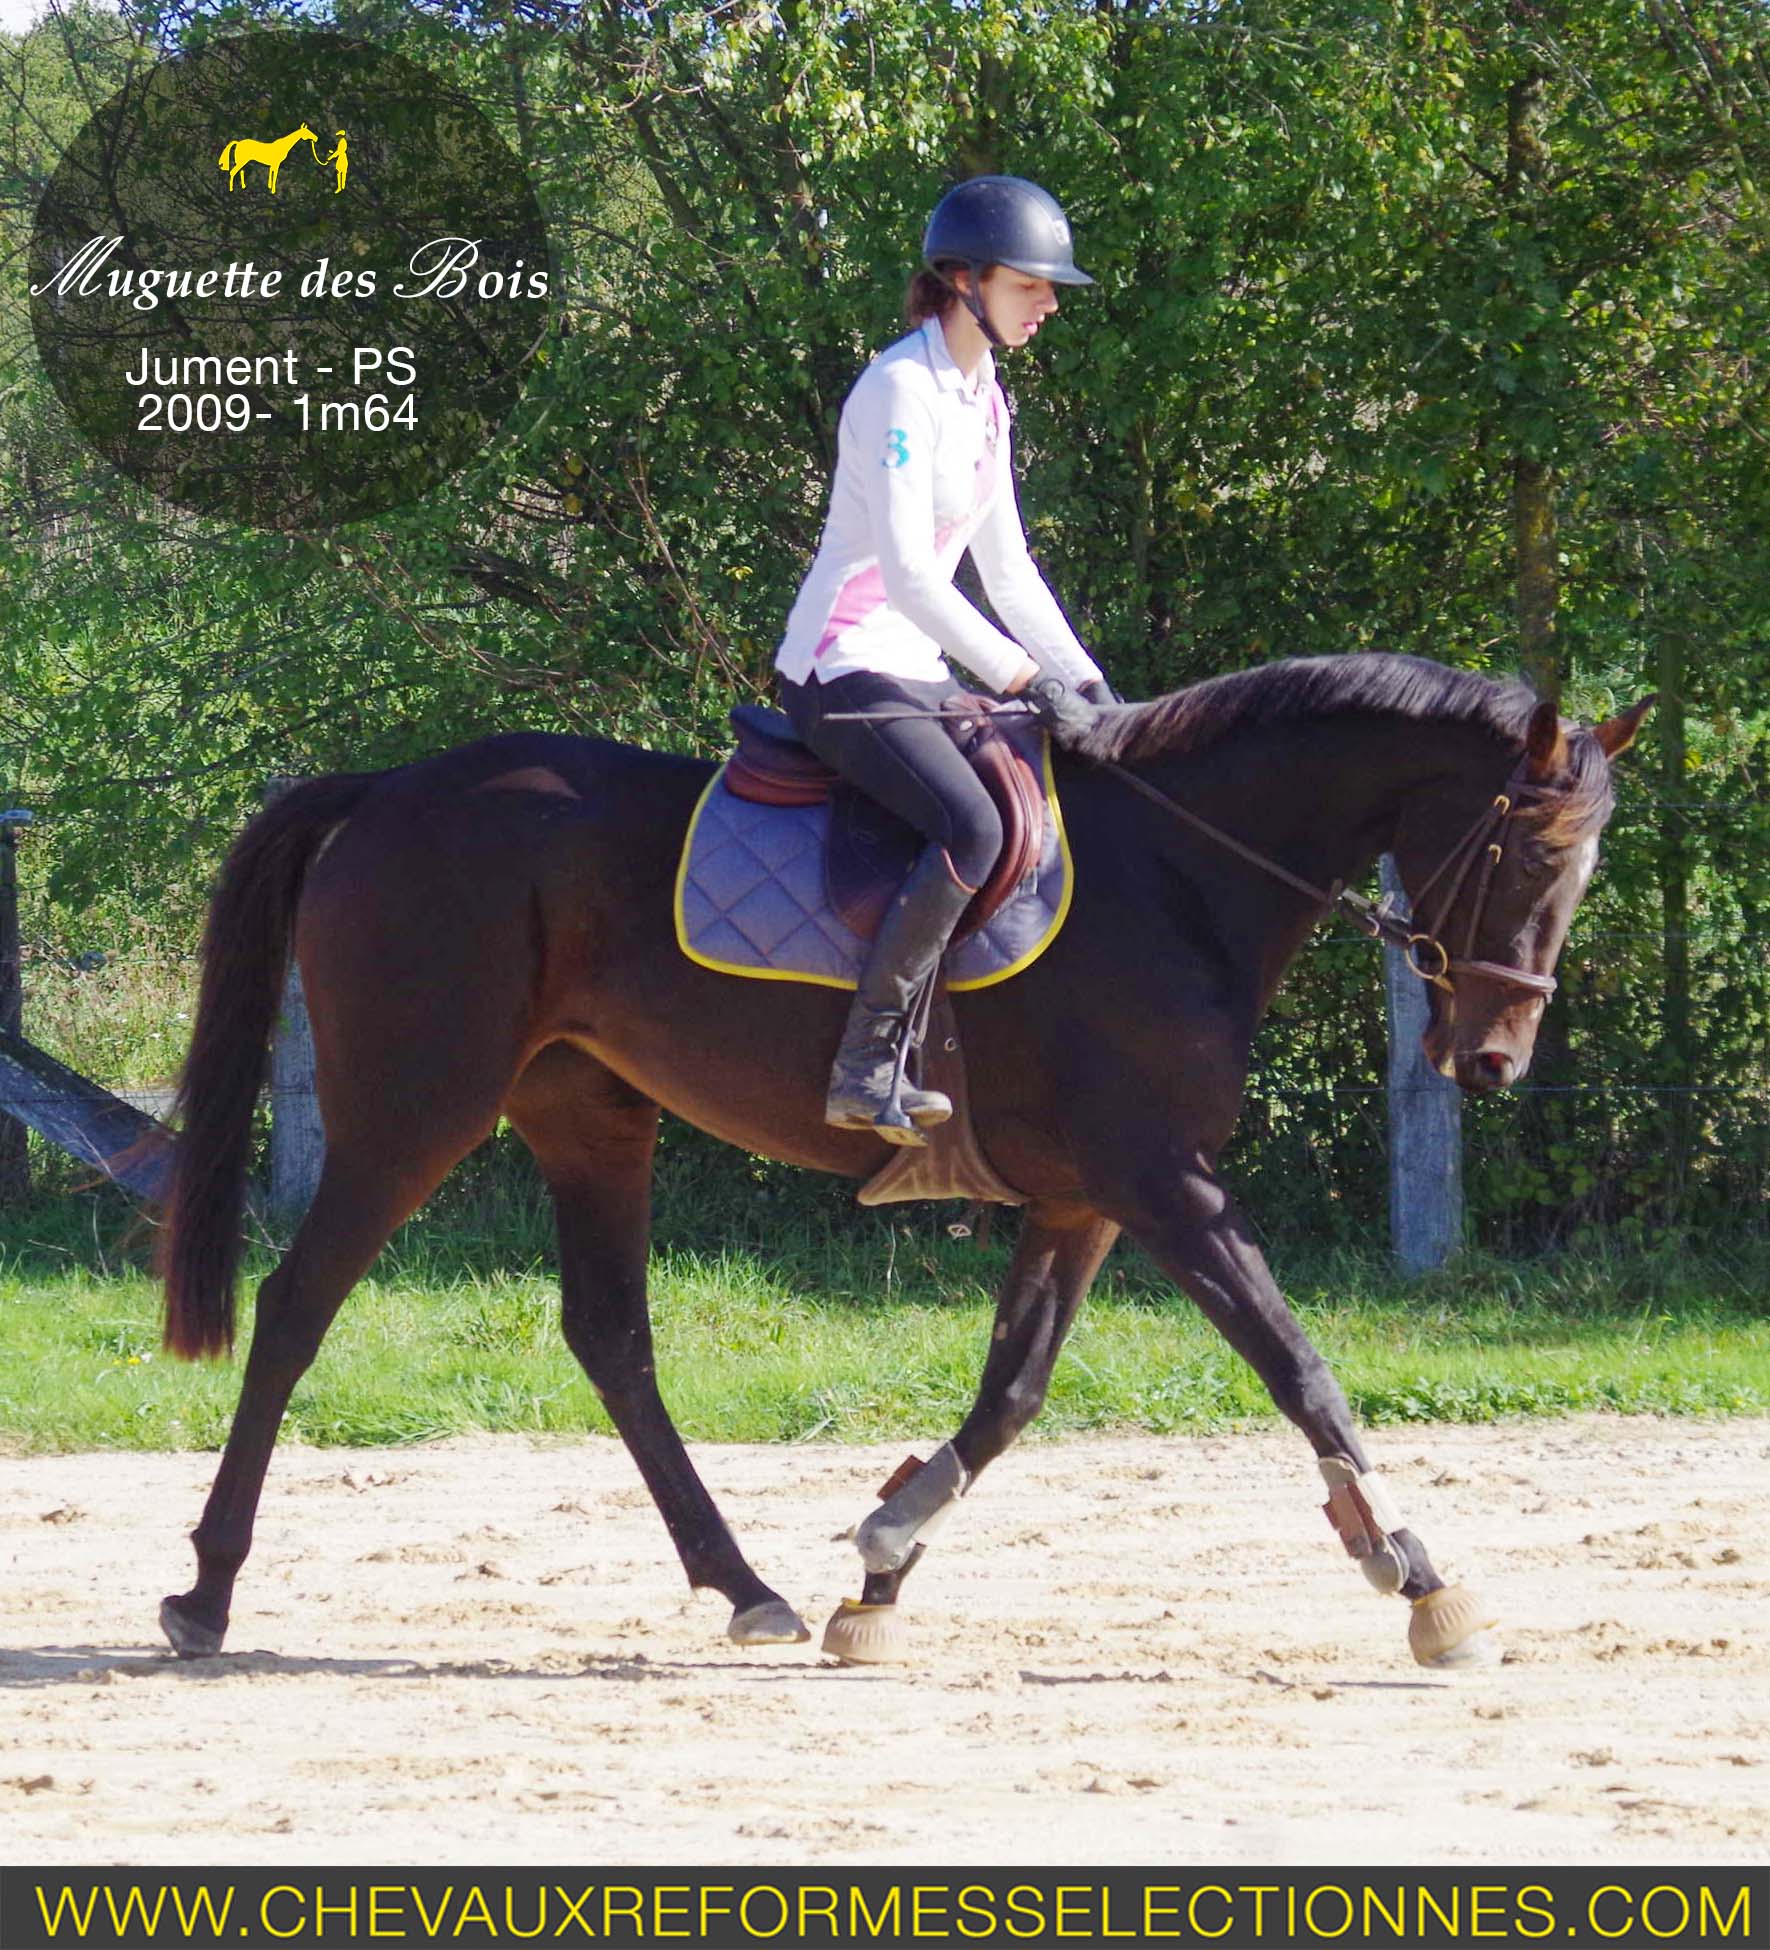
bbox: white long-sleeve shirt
[774,317,1103,693]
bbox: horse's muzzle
[1454,1048,1517,1093]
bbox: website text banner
[3,1866,1764,1949]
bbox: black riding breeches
[776,669,1005,892]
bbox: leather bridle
[1387,756,1559,999]
[1095,750,1562,1003]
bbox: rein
[823,704,1557,1002]
[1093,754,1558,1002]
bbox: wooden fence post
[0,807,30,1204]
[265,779,324,1223]
[1381,854,1463,1272]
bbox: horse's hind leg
[823,1202,1117,1664]
[506,1045,809,1647]
[160,1143,474,1657]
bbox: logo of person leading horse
[217,124,347,194]
[147,654,1650,1673]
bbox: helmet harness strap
[937,260,1006,349]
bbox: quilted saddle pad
[673,725,1072,991]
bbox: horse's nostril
[1453,1049,1515,1091]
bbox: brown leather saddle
[722,700,1047,943]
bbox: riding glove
[1078,677,1121,707]
[1024,673,1100,748]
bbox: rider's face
[957,267,1060,349]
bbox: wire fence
[5,992,1762,1258]
[5,800,1764,1254]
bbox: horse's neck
[1143,709,1516,979]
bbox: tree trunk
[1129,416,1155,614]
[1656,618,1695,1196]
[1513,454,1559,701]
[0,811,28,1204]
[1507,60,1559,702]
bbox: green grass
[1,1189,1765,1453]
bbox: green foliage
[2,0,1765,1246]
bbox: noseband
[1387,758,1559,1000]
[1095,750,1560,1003]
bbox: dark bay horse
[157,654,1650,1669]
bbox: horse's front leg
[822,1203,1117,1663]
[1126,1160,1497,1668]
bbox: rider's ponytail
[903,264,961,327]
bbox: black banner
[1,1866,1763,1949]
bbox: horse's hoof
[728,1598,811,1646]
[159,1595,226,1659]
[1409,1584,1500,1668]
[821,1597,911,1665]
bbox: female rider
[774,174,1118,1145]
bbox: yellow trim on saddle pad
[672,740,1074,992]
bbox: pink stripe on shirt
[813,562,887,659]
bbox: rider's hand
[1023,673,1100,749]
[1079,676,1121,707]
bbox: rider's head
[904,175,1094,349]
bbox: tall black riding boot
[825,842,977,1146]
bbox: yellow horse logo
[217,125,319,193]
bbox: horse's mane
[1087,652,1537,761]
[1083,652,1611,843]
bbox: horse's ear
[1591,694,1656,761]
[1524,698,1566,779]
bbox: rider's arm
[855,365,1037,695]
[967,399,1104,691]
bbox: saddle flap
[826,791,921,938]
[854,992,1026,1208]
[963,724,1046,931]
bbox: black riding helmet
[922,175,1094,349]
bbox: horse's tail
[217,141,235,170]
[161,774,378,1360]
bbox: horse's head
[1393,694,1653,1094]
